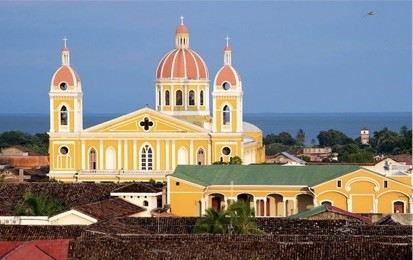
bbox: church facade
[48,19,265,183]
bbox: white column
[189,140,194,165]
[283,199,287,217]
[197,85,200,110]
[253,198,258,216]
[74,98,78,132]
[374,198,378,213]
[123,140,128,170]
[171,85,175,110]
[184,86,188,110]
[156,140,160,170]
[50,98,54,132]
[172,140,176,169]
[347,198,352,212]
[264,198,267,217]
[133,140,137,170]
[201,198,206,216]
[99,140,104,169]
[81,140,85,169]
[409,198,413,213]
[208,140,212,165]
[294,197,298,214]
[166,140,170,170]
[117,140,122,169]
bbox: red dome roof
[176,24,188,34]
[52,66,80,86]
[214,65,241,87]
[156,48,208,79]
[224,46,231,51]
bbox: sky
[0,1,411,114]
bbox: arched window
[178,147,188,165]
[223,105,230,125]
[176,90,182,106]
[158,90,161,106]
[141,144,153,170]
[189,90,195,106]
[105,147,116,170]
[197,148,205,165]
[165,90,170,106]
[89,148,97,170]
[60,106,68,126]
[200,91,204,106]
[393,201,404,213]
[143,200,149,207]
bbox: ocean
[0,112,411,145]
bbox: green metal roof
[171,165,361,187]
[288,205,327,219]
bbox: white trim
[315,189,349,199]
[345,177,380,192]
[49,209,98,223]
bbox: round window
[222,147,231,156]
[222,82,230,90]
[60,146,69,155]
[60,82,68,90]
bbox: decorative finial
[225,36,230,47]
[180,15,184,25]
[63,37,68,47]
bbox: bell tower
[49,37,83,133]
[212,37,243,133]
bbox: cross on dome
[63,37,68,47]
[180,16,184,25]
[225,36,230,47]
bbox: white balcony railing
[79,169,171,177]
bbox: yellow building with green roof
[168,165,412,216]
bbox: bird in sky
[364,10,375,17]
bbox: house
[49,198,146,225]
[376,213,413,225]
[364,154,412,176]
[300,147,336,162]
[288,203,371,224]
[168,165,412,217]
[110,183,164,217]
[265,152,307,165]
[0,146,39,157]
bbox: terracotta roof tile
[73,198,145,221]
[111,183,162,193]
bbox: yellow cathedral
[48,19,265,183]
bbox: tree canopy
[194,200,265,235]
[0,131,49,155]
[13,192,65,216]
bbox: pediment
[83,107,209,133]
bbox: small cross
[180,15,184,25]
[225,36,230,47]
[63,37,68,47]
[139,117,154,131]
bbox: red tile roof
[389,154,412,165]
[111,183,162,193]
[0,239,70,260]
[73,198,145,221]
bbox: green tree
[194,200,265,235]
[295,129,306,146]
[371,127,400,154]
[337,144,374,163]
[193,207,229,234]
[317,129,353,147]
[228,200,265,235]
[13,192,65,216]
[265,143,289,156]
[229,156,243,165]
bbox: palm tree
[193,206,229,234]
[13,192,64,216]
[228,200,265,235]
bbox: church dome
[214,65,241,87]
[156,48,208,79]
[50,44,81,90]
[52,65,80,87]
[156,18,208,80]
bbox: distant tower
[361,128,369,144]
